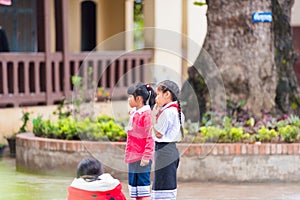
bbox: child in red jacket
[68,158,126,200]
[125,82,156,200]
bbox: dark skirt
[152,142,179,199]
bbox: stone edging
[18,133,300,156]
[16,132,126,152]
[16,133,300,182]
[178,142,300,156]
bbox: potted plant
[97,87,110,102]
[5,109,31,157]
[0,143,6,157]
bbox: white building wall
[187,1,207,65]
[148,0,208,86]
[152,0,183,85]
[291,0,300,26]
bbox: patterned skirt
[128,160,152,198]
[152,142,179,200]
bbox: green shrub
[253,126,278,142]
[32,115,126,142]
[226,127,247,143]
[286,115,300,127]
[279,125,300,143]
[199,125,249,143]
[200,126,225,143]
[189,99,300,143]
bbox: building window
[0,0,36,52]
[81,1,96,51]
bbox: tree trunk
[194,0,300,117]
[272,0,300,115]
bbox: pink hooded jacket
[125,105,154,163]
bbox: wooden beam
[61,0,71,98]
[43,0,52,105]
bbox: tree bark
[272,0,300,115]
[192,0,300,117]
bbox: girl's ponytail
[127,82,156,109]
[177,99,184,138]
[146,84,156,110]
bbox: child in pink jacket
[125,82,156,200]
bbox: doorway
[81,1,96,51]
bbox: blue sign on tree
[252,12,272,23]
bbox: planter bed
[16,133,300,182]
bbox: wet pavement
[121,181,300,200]
[1,157,300,200]
[175,182,300,200]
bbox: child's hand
[151,107,159,124]
[155,131,163,138]
[153,127,163,138]
[140,158,150,167]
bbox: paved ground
[176,182,300,200]
[121,181,300,200]
[2,156,300,200]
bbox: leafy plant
[201,109,226,127]
[226,127,248,143]
[286,115,300,126]
[53,98,72,119]
[97,87,110,101]
[6,109,31,140]
[279,125,300,143]
[253,126,279,142]
[200,125,249,143]
[32,115,126,142]
[200,126,226,143]
[192,98,300,144]
[19,109,30,133]
[193,1,207,6]
[32,115,48,137]
[226,99,247,119]
[184,120,200,135]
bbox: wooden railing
[0,50,153,107]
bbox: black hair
[127,82,156,109]
[76,158,103,182]
[157,80,184,138]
